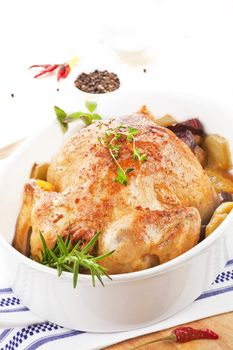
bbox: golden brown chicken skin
[14,111,219,274]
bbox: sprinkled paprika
[134,326,219,348]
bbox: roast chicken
[14,110,219,274]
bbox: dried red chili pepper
[29,64,51,69]
[173,327,218,342]
[28,58,76,81]
[30,64,59,79]
[57,63,71,81]
[134,326,219,348]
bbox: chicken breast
[14,111,219,274]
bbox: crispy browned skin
[98,207,201,273]
[14,112,219,273]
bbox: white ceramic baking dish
[0,90,233,333]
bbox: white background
[0,0,233,148]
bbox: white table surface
[0,0,233,148]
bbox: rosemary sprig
[100,125,147,185]
[39,231,113,288]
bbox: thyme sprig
[39,230,113,288]
[99,125,147,185]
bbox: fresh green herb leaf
[133,147,147,162]
[91,113,102,120]
[115,167,128,185]
[133,147,140,161]
[65,229,71,250]
[85,101,97,113]
[54,106,68,133]
[79,113,102,126]
[108,143,120,158]
[81,230,101,255]
[140,154,147,161]
[128,126,140,135]
[73,260,79,288]
[126,168,134,174]
[105,132,110,139]
[39,231,48,260]
[111,144,121,151]
[126,127,140,141]
[55,102,102,132]
[57,264,63,277]
[128,127,140,135]
[54,106,67,120]
[113,132,122,141]
[98,125,147,186]
[38,230,113,288]
[56,235,68,256]
[66,112,86,121]
[80,114,93,126]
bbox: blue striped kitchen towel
[1,259,233,350]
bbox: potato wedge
[206,213,228,236]
[30,162,49,180]
[155,114,177,127]
[205,168,233,193]
[205,201,233,237]
[215,202,233,215]
[203,134,232,170]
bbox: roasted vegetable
[193,135,203,145]
[167,118,204,136]
[175,130,196,150]
[205,168,233,193]
[206,202,233,236]
[167,118,205,151]
[155,114,177,127]
[215,201,233,215]
[30,162,49,180]
[181,118,204,134]
[219,191,233,203]
[36,180,55,192]
[194,146,207,167]
[203,134,232,170]
[206,214,227,236]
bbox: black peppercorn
[74,70,120,94]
